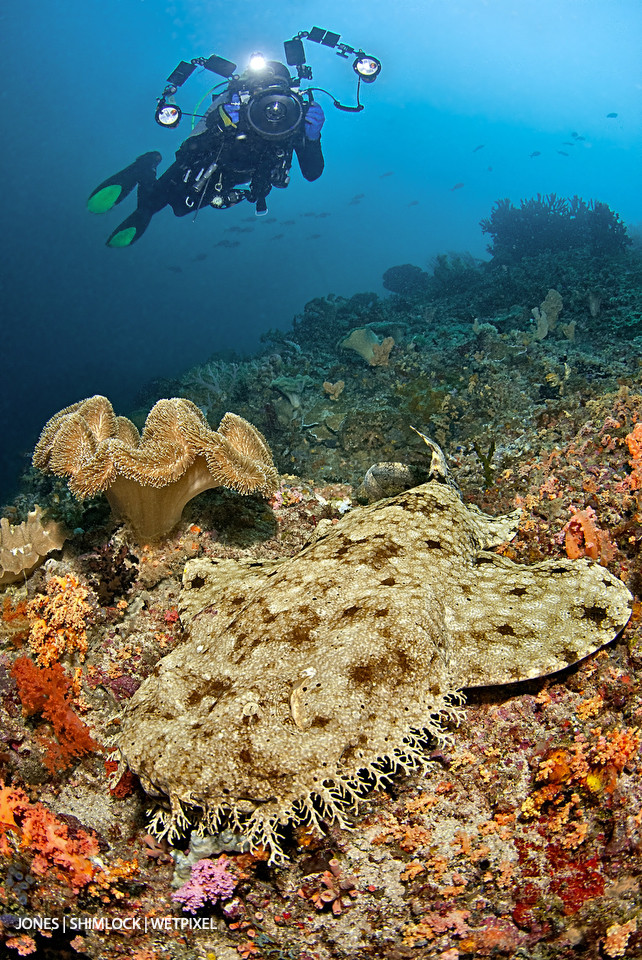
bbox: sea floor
[2,246,642,959]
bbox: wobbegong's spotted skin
[117,474,632,863]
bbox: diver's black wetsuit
[144,125,324,219]
[92,122,324,246]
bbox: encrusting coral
[32,396,278,540]
[0,505,67,585]
[117,445,632,863]
[26,572,91,666]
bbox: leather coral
[0,506,67,585]
[32,396,278,540]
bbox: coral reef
[32,396,278,539]
[3,208,642,959]
[480,194,631,263]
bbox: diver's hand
[304,101,325,140]
[223,94,241,124]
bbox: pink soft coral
[171,856,236,914]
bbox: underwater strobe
[153,26,381,132]
[353,55,381,82]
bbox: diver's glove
[222,94,241,125]
[304,101,325,140]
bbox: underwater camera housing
[154,27,381,132]
[226,58,305,142]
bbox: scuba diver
[87,30,381,246]
[88,59,325,247]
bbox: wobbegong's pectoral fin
[447,553,632,687]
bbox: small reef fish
[238,227,253,233]
[193,253,207,261]
[307,233,321,240]
[379,171,394,178]
[450,182,465,191]
[271,234,285,241]
[570,132,585,141]
[225,225,242,233]
[280,219,296,226]
[557,150,569,156]
[562,141,575,146]
[472,144,485,152]
[302,211,317,217]
[263,217,277,223]
[348,194,365,205]
[606,112,618,118]
[408,200,420,206]
[166,265,183,273]
[214,239,240,248]
[529,151,541,158]
[317,212,331,218]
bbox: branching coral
[322,380,345,401]
[370,336,395,367]
[32,396,278,540]
[480,194,631,263]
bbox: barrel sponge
[32,396,278,541]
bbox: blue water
[1,0,640,502]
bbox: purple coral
[171,856,237,914]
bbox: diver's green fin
[87,184,122,213]
[106,208,153,248]
[88,151,162,214]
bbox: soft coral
[11,656,98,773]
[0,783,98,891]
